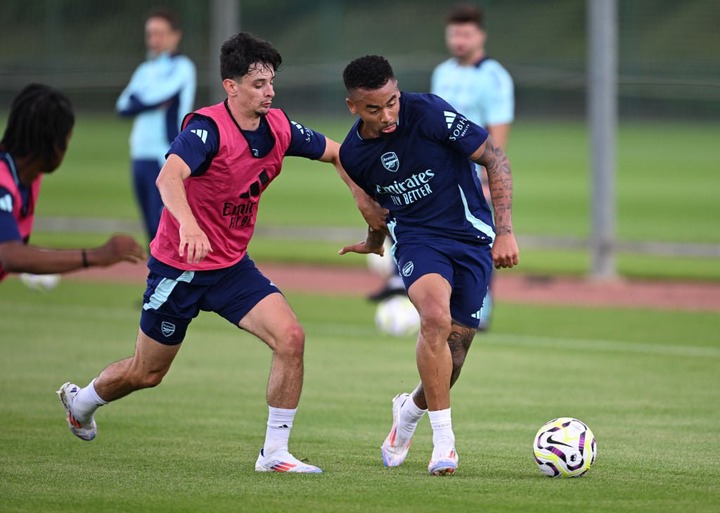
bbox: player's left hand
[491,233,519,269]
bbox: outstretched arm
[319,138,388,233]
[470,136,519,269]
[0,234,144,275]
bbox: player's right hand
[98,234,146,265]
[356,195,388,233]
[178,222,212,264]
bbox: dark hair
[220,32,282,80]
[146,7,181,32]
[0,83,75,171]
[343,55,395,92]
[447,3,485,28]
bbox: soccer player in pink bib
[0,84,144,283]
[58,33,381,473]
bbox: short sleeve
[286,120,327,160]
[424,94,489,157]
[166,116,219,176]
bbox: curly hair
[343,55,395,92]
[220,32,282,80]
[0,83,74,171]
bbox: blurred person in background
[338,55,519,475]
[116,7,196,245]
[369,3,514,332]
[58,32,383,474]
[432,3,514,151]
[0,84,146,285]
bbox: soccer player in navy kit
[58,33,381,474]
[338,55,519,475]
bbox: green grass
[1,278,719,513]
[18,115,720,280]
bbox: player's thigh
[237,292,302,350]
[140,271,203,345]
[396,242,453,315]
[134,327,183,374]
[202,255,293,347]
[407,273,452,319]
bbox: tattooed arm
[469,136,520,269]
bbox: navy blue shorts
[392,238,493,329]
[139,254,280,345]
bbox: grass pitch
[1,278,718,513]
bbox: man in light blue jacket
[116,8,196,243]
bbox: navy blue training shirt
[339,92,494,245]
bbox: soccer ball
[366,239,396,279]
[19,273,61,291]
[375,295,420,337]
[533,417,597,478]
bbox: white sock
[263,406,296,456]
[72,379,108,422]
[428,408,455,450]
[398,396,426,439]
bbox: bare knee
[136,371,166,389]
[419,304,452,342]
[274,323,305,359]
[126,360,170,390]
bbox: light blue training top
[431,57,514,128]
[116,52,196,162]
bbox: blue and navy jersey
[340,92,495,244]
[167,114,327,176]
[431,57,514,128]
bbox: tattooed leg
[411,323,477,410]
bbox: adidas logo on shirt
[444,110,470,141]
[191,128,208,144]
[444,111,457,129]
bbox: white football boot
[428,446,458,476]
[381,392,415,467]
[56,382,97,441]
[254,449,322,473]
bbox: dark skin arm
[469,135,519,269]
[0,234,145,275]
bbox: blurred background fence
[1,0,718,120]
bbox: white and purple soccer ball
[375,295,420,337]
[533,417,597,477]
